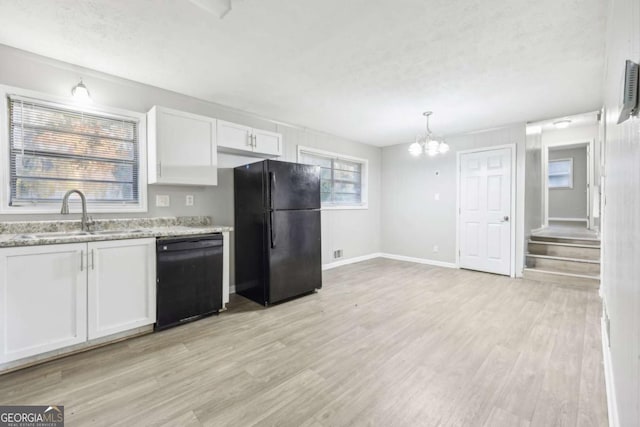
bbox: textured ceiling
[0,0,607,146]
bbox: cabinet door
[149,106,217,185]
[253,128,282,157]
[0,243,87,363]
[217,120,254,152]
[87,238,156,340]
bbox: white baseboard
[322,252,458,270]
[322,253,382,270]
[548,217,588,222]
[378,253,458,269]
[601,315,619,427]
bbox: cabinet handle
[253,134,257,148]
[158,162,162,177]
[247,134,252,147]
[91,249,95,270]
[80,250,84,272]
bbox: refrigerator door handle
[269,171,276,210]
[270,210,276,248]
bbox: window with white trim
[3,92,146,212]
[297,146,368,208]
[548,158,573,189]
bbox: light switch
[186,195,194,206]
[434,193,440,201]
[156,195,170,207]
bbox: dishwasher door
[156,234,223,330]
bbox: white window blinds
[8,96,140,206]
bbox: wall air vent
[617,59,640,124]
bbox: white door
[459,147,512,275]
[0,243,87,363]
[217,120,254,152]
[87,238,156,340]
[153,106,217,185]
[253,128,282,156]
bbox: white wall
[548,146,588,219]
[381,124,526,274]
[0,44,382,272]
[524,129,543,236]
[601,0,640,425]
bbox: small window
[297,146,368,209]
[548,158,573,189]
[1,90,147,213]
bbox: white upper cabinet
[147,106,218,186]
[217,120,282,157]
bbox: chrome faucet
[61,189,94,232]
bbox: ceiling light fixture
[71,79,91,101]
[553,119,571,129]
[408,111,449,157]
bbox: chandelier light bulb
[408,142,422,157]
[438,142,450,153]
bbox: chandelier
[408,111,449,157]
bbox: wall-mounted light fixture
[71,79,91,101]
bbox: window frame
[548,157,574,189]
[0,85,148,214]
[297,145,368,210]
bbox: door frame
[456,144,517,277]
[542,138,595,229]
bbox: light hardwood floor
[0,259,607,426]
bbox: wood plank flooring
[0,259,608,426]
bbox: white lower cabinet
[0,238,156,364]
[87,239,156,340]
[0,243,87,363]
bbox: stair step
[527,239,601,249]
[526,255,601,275]
[523,268,600,290]
[526,253,599,263]
[530,235,600,246]
[528,242,600,260]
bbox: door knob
[502,215,509,222]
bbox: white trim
[601,315,620,427]
[548,217,588,222]
[321,252,459,270]
[379,253,458,269]
[296,145,369,210]
[456,143,517,277]
[0,84,148,214]
[322,253,381,270]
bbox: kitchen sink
[12,229,148,240]
[89,229,146,235]
[32,231,91,238]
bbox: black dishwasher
[156,234,223,331]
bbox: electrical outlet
[185,195,194,206]
[333,249,343,259]
[434,193,440,201]
[433,245,439,253]
[155,195,170,207]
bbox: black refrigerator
[234,159,322,306]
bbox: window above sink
[0,85,148,214]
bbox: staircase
[523,234,601,289]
